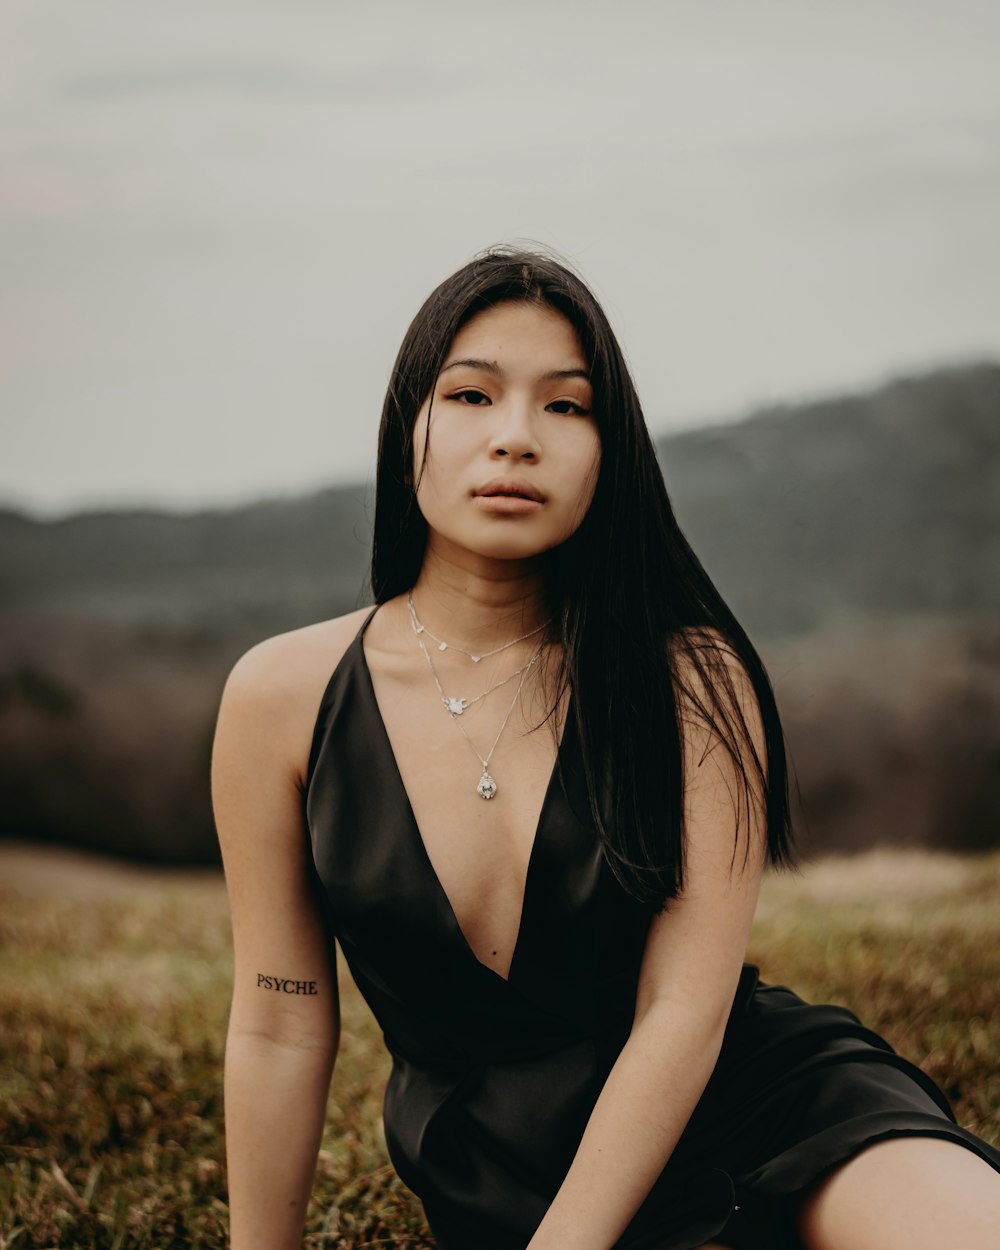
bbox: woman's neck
[408,546,549,654]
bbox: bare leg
[796,1137,1000,1250]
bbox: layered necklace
[407,590,548,800]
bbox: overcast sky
[3,0,999,519]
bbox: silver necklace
[407,589,548,664]
[411,615,531,716]
[415,630,543,800]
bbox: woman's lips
[473,493,544,515]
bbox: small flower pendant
[443,696,468,715]
[476,770,497,800]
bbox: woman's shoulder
[219,605,376,788]
[667,624,747,679]
[229,605,374,684]
[666,625,761,731]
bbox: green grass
[1,849,998,1248]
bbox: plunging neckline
[358,608,573,986]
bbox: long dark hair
[370,244,795,908]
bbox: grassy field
[1,845,998,1249]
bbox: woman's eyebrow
[542,367,591,382]
[440,357,502,376]
[440,358,591,382]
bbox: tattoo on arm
[256,973,319,996]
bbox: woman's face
[412,299,601,564]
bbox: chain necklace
[407,589,548,664]
[410,611,530,715]
[414,629,543,800]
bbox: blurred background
[2,0,999,866]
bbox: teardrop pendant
[476,770,497,800]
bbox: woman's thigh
[795,1136,1000,1250]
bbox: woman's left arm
[527,642,769,1250]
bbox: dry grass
[1,845,998,1248]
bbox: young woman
[211,246,1000,1250]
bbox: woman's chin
[425,528,557,567]
[468,539,550,564]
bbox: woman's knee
[796,1136,1000,1250]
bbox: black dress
[303,606,1000,1249]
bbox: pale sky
[2,0,999,519]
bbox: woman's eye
[547,399,590,416]
[449,389,491,406]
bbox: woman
[211,246,1000,1250]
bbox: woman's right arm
[211,635,341,1250]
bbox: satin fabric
[303,607,1000,1249]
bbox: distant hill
[1,360,998,862]
[655,359,1000,634]
[0,484,373,642]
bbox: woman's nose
[488,400,541,461]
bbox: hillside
[656,360,1000,634]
